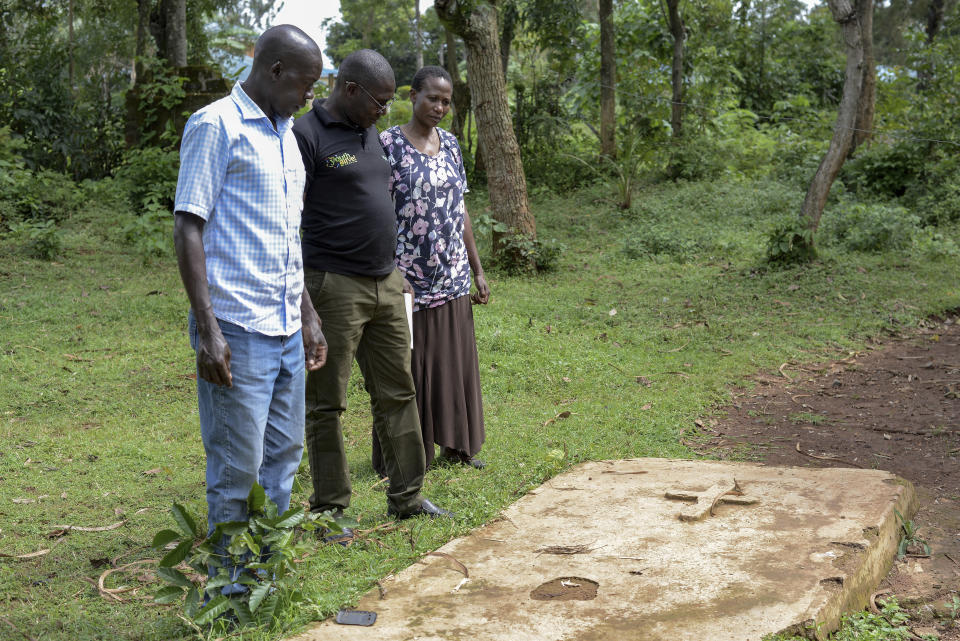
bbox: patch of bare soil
[701,313,960,639]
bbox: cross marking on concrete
[665,479,760,522]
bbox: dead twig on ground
[535,544,599,555]
[709,479,744,517]
[426,552,468,577]
[0,549,50,560]
[795,442,866,468]
[97,559,157,603]
[869,589,892,614]
[1,616,37,641]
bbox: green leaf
[214,520,250,538]
[184,586,200,618]
[239,532,261,557]
[193,594,231,625]
[171,503,199,538]
[151,529,181,549]
[257,593,279,625]
[274,507,306,529]
[247,483,266,513]
[153,585,184,604]
[204,571,235,592]
[248,581,272,613]
[159,539,193,568]
[156,566,193,588]
[231,599,252,626]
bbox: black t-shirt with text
[293,99,396,277]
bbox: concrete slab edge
[774,475,918,641]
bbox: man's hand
[401,275,414,296]
[196,326,233,387]
[302,306,327,370]
[471,273,491,305]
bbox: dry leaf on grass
[0,549,50,560]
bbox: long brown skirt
[372,295,485,474]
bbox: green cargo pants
[303,268,425,515]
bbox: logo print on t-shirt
[325,152,358,169]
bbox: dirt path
[700,313,960,639]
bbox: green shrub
[113,147,179,213]
[151,484,343,628]
[913,227,960,259]
[623,224,701,261]
[842,143,923,199]
[113,148,179,256]
[765,219,816,264]
[0,167,83,227]
[495,232,562,275]
[7,218,63,260]
[825,202,920,252]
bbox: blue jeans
[189,313,305,565]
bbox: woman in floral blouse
[373,66,490,474]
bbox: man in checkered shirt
[172,25,325,590]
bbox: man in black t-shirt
[293,49,452,523]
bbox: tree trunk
[68,0,75,87]
[666,0,684,138]
[799,0,864,244]
[444,28,470,142]
[415,0,424,70]
[134,0,152,86]
[599,0,616,157]
[852,0,874,151]
[436,0,536,251]
[499,1,518,78]
[165,0,187,67]
[926,0,945,42]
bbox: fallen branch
[778,363,793,380]
[795,442,865,469]
[97,560,157,603]
[426,552,468,578]
[0,549,50,560]
[708,479,744,517]
[1,616,37,641]
[660,341,690,353]
[535,544,597,555]
[50,520,126,535]
[868,589,891,615]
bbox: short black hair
[411,66,452,92]
[337,49,395,90]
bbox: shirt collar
[231,81,293,133]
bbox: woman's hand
[471,273,490,304]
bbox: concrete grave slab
[292,458,916,641]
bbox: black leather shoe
[315,508,354,546]
[389,498,454,520]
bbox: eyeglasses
[346,81,393,114]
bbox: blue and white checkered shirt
[174,82,305,336]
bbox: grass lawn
[1,177,958,640]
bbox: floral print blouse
[380,126,470,311]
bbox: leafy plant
[894,509,930,560]
[566,129,650,210]
[495,231,562,275]
[833,598,914,641]
[114,147,180,257]
[623,224,701,261]
[152,484,343,628]
[7,219,62,260]
[765,219,816,264]
[826,203,920,253]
